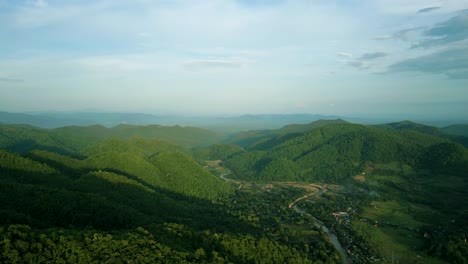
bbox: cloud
[337,52,353,58]
[183,60,244,71]
[417,6,441,13]
[373,35,392,40]
[75,56,154,72]
[347,60,370,69]
[373,27,423,41]
[393,27,424,41]
[0,77,24,83]
[387,47,468,79]
[413,12,468,48]
[358,52,388,60]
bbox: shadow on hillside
[0,165,259,236]
[5,139,80,157]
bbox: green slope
[224,119,348,147]
[224,123,463,182]
[0,147,338,264]
[443,124,468,137]
[0,123,223,156]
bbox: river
[293,205,351,264]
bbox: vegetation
[223,123,468,183]
[0,123,221,155]
[0,120,467,263]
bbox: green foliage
[191,144,244,161]
[260,158,301,181]
[0,125,77,155]
[420,142,468,173]
[224,119,348,147]
[0,123,222,156]
[148,151,233,199]
[0,150,57,175]
[442,124,468,137]
[111,124,222,147]
[0,120,466,264]
[81,137,185,158]
[224,123,449,182]
[223,150,267,179]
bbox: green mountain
[1,120,467,264]
[27,138,232,200]
[443,124,468,137]
[375,120,468,147]
[223,123,467,182]
[0,123,222,155]
[0,137,340,263]
[376,120,444,135]
[224,119,348,148]
[192,143,245,161]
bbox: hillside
[0,138,342,263]
[223,123,467,182]
[0,123,222,155]
[26,138,231,200]
[443,124,468,137]
[376,120,444,135]
[224,119,348,147]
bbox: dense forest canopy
[0,120,467,263]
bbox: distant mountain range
[0,111,340,130]
[2,111,467,133]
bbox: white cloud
[337,52,353,58]
[75,56,155,72]
[368,0,467,14]
[183,58,254,71]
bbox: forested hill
[376,120,468,147]
[220,122,468,182]
[0,136,233,224]
[224,119,348,147]
[442,124,468,137]
[0,135,341,263]
[0,123,222,155]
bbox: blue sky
[0,0,467,119]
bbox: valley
[0,120,467,263]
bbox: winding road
[218,171,350,264]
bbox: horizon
[1,1,468,119]
[1,110,467,129]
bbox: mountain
[0,124,79,155]
[223,123,467,182]
[224,119,348,147]
[0,123,222,155]
[0,111,341,131]
[377,120,468,147]
[376,120,444,135]
[26,138,231,200]
[0,137,337,263]
[443,124,468,137]
[1,119,467,263]
[0,111,170,128]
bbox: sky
[0,0,467,119]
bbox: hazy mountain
[443,124,468,137]
[0,123,222,155]
[224,119,349,147]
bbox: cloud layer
[388,47,468,79]
[0,0,467,117]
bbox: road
[218,172,350,263]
